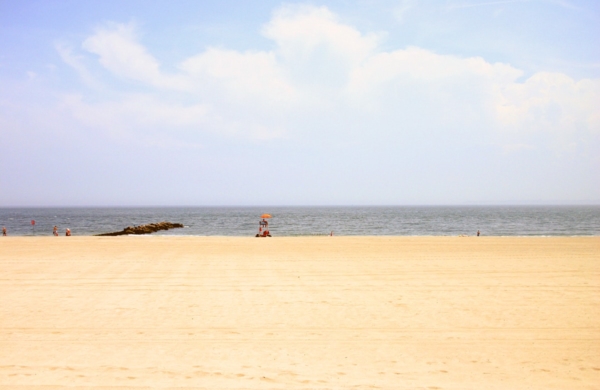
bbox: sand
[0,236,598,389]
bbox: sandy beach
[0,236,598,389]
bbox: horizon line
[1,203,599,208]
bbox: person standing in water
[53,226,58,236]
[2,226,6,236]
[477,230,480,236]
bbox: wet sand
[0,236,599,389]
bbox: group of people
[1,226,71,236]
[53,226,71,236]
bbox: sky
[0,0,599,206]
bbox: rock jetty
[96,222,184,236]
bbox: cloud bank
[53,5,598,154]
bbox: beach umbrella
[261,214,272,218]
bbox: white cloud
[347,46,522,90]
[263,5,379,62]
[55,5,599,152]
[262,4,381,87]
[82,23,188,90]
[180,47,296,105]
[495,72,600,133]
[56,43,103,89]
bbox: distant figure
[477,230,480,237]
[65,228,71,236]
[2,226,6,236]
[53,226,58,236]
[330,231,333,236]
[259,219,268,233]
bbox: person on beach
[259,219,268,233]
[65,228,71,236]
[477,230,480,236]
[2,226,6,236]
[53,226,58,236]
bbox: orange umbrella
[260,214,272,218]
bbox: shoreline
[3,234,600,237]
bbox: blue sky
[1,0,598,206]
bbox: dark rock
[96,222,184,236]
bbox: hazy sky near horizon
[1,0,599,206]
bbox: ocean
[1,206,599,237]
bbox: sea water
[1,206,599,236]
